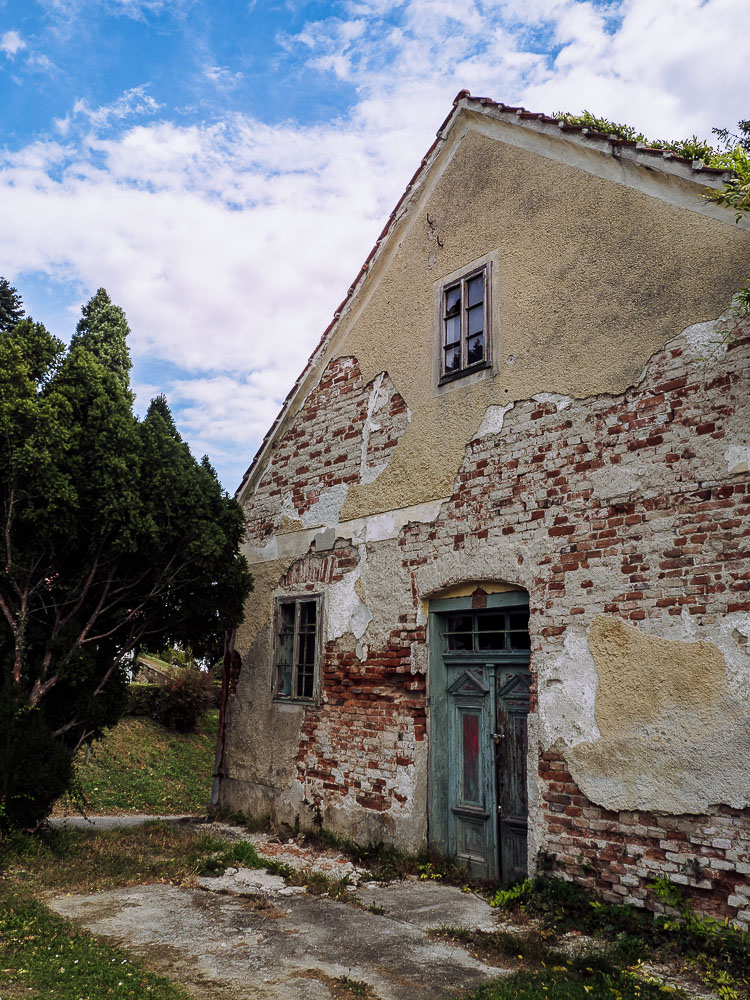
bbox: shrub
[154,670,215,733]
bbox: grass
[0,882,190,1000]
[456,966,679,999]
[55,710,219,816]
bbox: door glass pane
[462,712,480,803]
[467,274,484,307]
[509,611,530,649]
[446,614,473,650]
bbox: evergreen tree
[0,288,252,830]
[0,277,25,332]
[69,287,132,392]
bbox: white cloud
[204,65,243,87]
[1,0,748,489]
[1,30,26,57]
[70,85,164,128]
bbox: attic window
[440,264,490,382]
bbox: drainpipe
[211,628,235,808]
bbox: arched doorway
[427,586,531,882]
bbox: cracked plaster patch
[475,403,514,438]
[725,444,750,475]
[327,547,373,641]
[565,616,750,813]
[532,392,573,412]
[537,628,600,750]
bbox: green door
[428,594,531,883]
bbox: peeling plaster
[300,483,350,529]
[725,444,750,475]
[667,312,733,363]
[565,616,750,813]
[537,628,600,749]
[475,403,514,438]
[532,392,573,412]
[326,547,373,642]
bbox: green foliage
[69,287,132,393]
[555,110,750,221]
[0,287,252,831]
[0,884,191,999]
[489,875,749,995]
[0,276,25,332]
[154,670,216,733]
[56,712,219,815]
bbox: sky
[1,0,748,492]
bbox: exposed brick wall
[246,357,408,542]
[540,749,750,924]
[239,321,750,922]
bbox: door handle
[491,732,504,744]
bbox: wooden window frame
[439,262,491,384]
[272,594,322,702]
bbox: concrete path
[46,817,509,1000]
[49,813,196,830]
[49,878,504,1000]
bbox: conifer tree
[0,276,25,332]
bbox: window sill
[438,361,491,386]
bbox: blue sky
[1,0,748,490]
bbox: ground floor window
[273,595,321,701]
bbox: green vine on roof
[554,110,750,221]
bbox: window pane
[509,612,529,631]
[467,274,484,307]
[277,662,293,696]
[444,285,461,316]
[467,303,483,336]
[297,666,315,699]
[510,631,531,650]
[477,613,506,649]
[444,314,461,346]
[299,601,317,629]
[467,334,484,365]
[445,345,461,373]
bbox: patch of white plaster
[537,628,600,750]
[392,762,415,806]
[356,641,368,662]
[243,498,449,567]
[300,483,350,529]
[360,373,388,485]
[350,499,447,545]
[532,392,573,412]
[326,547,373,642]
[667,311,734,363]
[243,534,279,563]
[475,403,514,438]
[725,444,750,476]
[586,461,668,502]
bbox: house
[214,92,750,924]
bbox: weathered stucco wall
[222,308,750,921]
[222,112,750,922]
[244,115,750,522]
